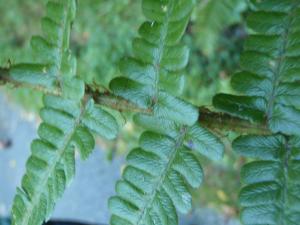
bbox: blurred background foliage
[0,0,249,220]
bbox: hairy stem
[0,67,61,95]
[0,67,271,135]
[199,107,271,135]
[88,89,152,114]
[0,68,9,85]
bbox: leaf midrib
[152,1,174,104]
[52,3,69,79]
[279,138,292,225]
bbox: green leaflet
[72,125,95,160]
[213,0,300,136]
[185,124,224,161]
[133,114,179,138]
[213,94,267,123]
[233,135,300,225]
[134,114,224,161]
[9,64,58,90]
[154,91,198,126]
[81,99,119,140]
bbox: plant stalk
[0,68,271,135]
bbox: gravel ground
[0,93,240,225]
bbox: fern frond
[213,0,300,135]
[108,0,225,224]
[233,135,300,225]
[211,1,300,223]
[10,1,120,224]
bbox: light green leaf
[82,100,119,140]
[185,124,224,161]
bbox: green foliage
[109,122,224,225]
[3,0,300,225]
[0,0,143,111]
[109,131,203,224]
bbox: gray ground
[0,92,240,225]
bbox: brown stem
[87,88,152,114]
[0,67,61,95]
[0,67,271,135]
[199,107,271,135]
[0,68,9,85]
